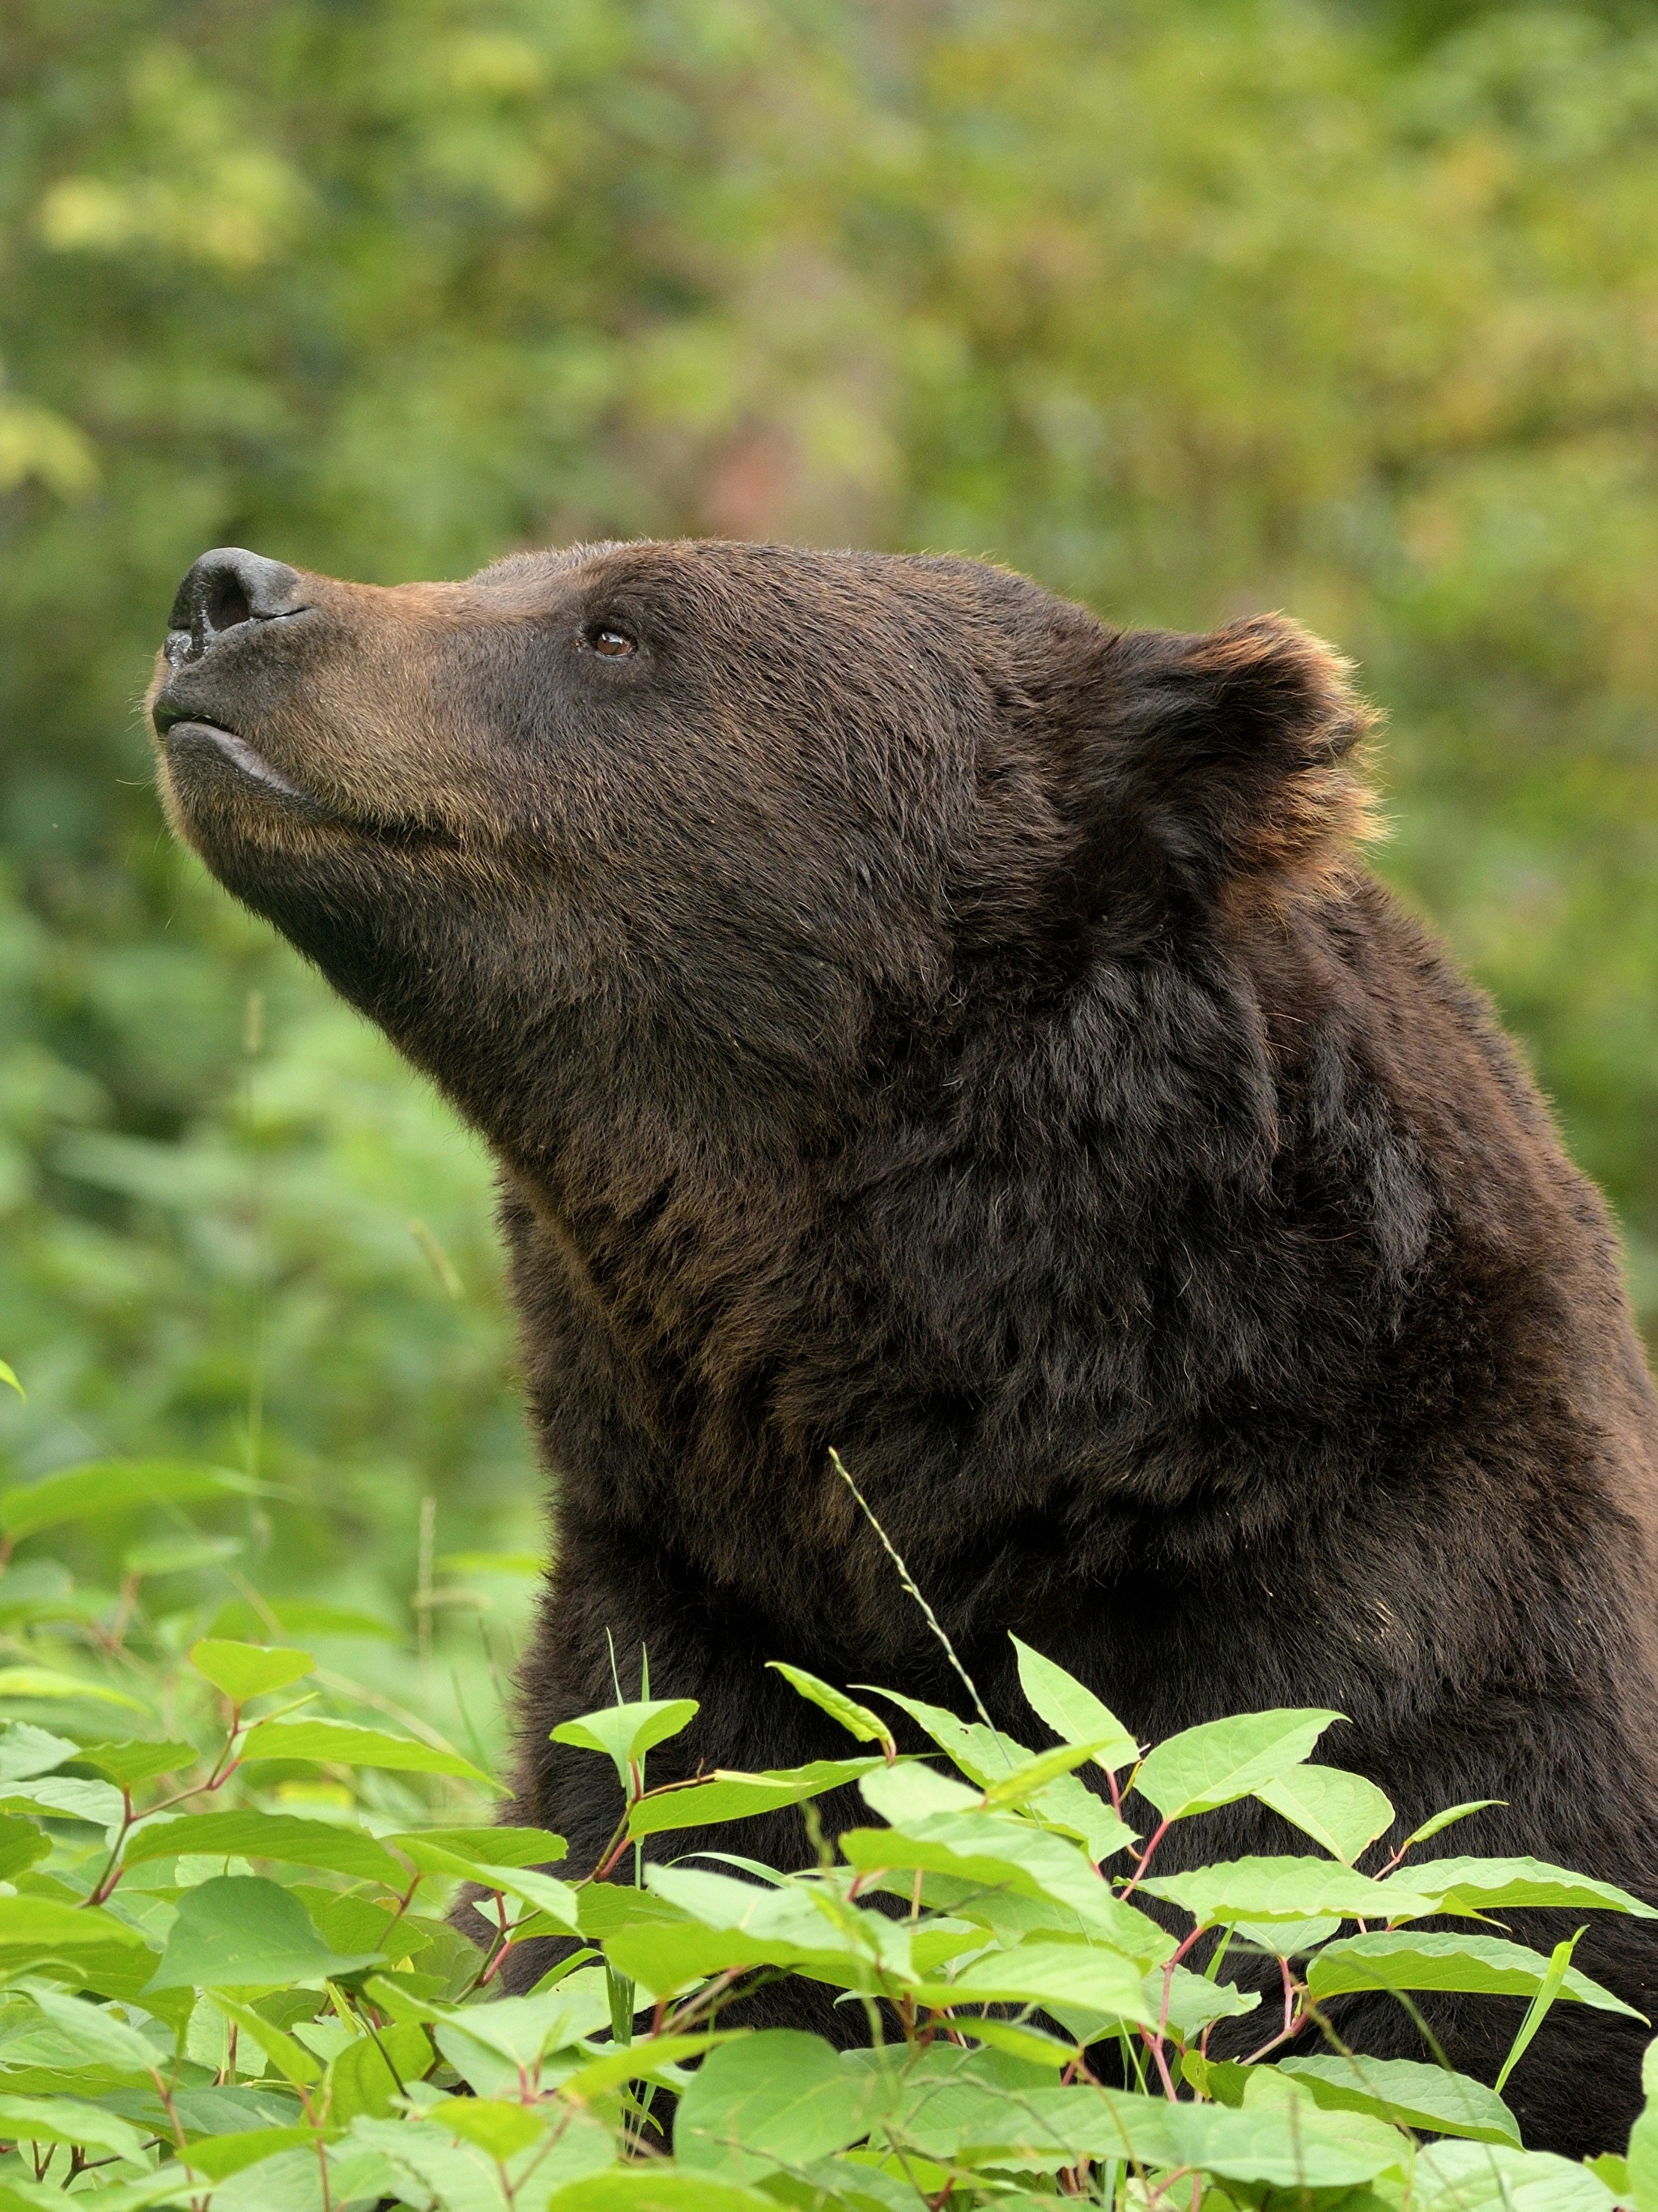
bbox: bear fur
[151,538,1658,2158]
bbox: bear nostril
[206,573,253,635]
[168,547,308,663]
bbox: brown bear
[150,538,1658,2158]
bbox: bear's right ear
[1079,613,1379,917]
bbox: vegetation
[8,0,1658,2192]
[0,1441,1650,2205]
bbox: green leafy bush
[0,1436,1651,2207]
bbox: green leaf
[181,2125,321,2182]
[0,1459,259,1539]
[1495,1926,1584,2092]
[15,1984,163,2078]
[767,1665,897,1757]
[0,1665,148,1711]
[144,1873,383,1990]
[1133,1708,1344,1821]
[1307,1929,1643,2015]
[189,1639,313,1702]
[386,1824,565,1870]
[549,1696,699,1788]
[0,1894,145,1950]
[123,1534,244,1578]
[1626,2039,1658,2212]
[0,1772,125,1826]
[207,1995,322,2087]
[436,2096,546,2160]
[856,1686,1024,1786]
[559,2031,742,2099]
[678,2031,898,2184]
[0,1723,78,1781]
[74,1738,199,1788]
[435,1551,544,1576]
[326,2023,430,2125]
[629,1759,880,1839]
[0,1816,49,1880]
[1387,1853,1658,1921]
[1010,1636,1139,1771]
[239,1715,500,1788]
[0,1364,22,1401]
[905,1937,1157,2025]
[121,1808,408,1884]
[1397,1799,1505,1852]
[537,2173,779,2212]
[0,2091,149,2167]
[979,1739,1116,1808]
[1139,1854,1430,1928]
[1255,1763,1395,1863]
[210,1597,400,1642]
[1280,2054,1521,2144]
[1412,2141,1620,2210]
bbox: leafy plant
[0,1435,1650,2206]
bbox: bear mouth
[159,717,308,802]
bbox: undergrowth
[0,1361,1652,2208]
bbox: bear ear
[1092,613,1380,912]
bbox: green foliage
[0,1556,1637,2207]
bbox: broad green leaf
[1140,1854,1434,1928]
[210,1597,400,1643]
[1010,1637,1139,1770]
[539,2172,779,2212]
[895,2082,1404,2186]
[470,1861,580,1931]
[144,1873,382,1990]
[207,1996,321,2087]
[15,1984,163,2078]
[1280,2053,1521,2144]
[0,1816,49,1879]
[189,1639,313,1702]
[1156,1961,1261,2036]
[180,2127,321,2182]
[430,1971,616,2089]
[559,2031,742,2099]
[548,1697,699,1788]
[0,1895,144,1950]
[1256,1764,1394,1863]
[1412,2141,1619,2210]
[908,1937,1158,2024]
[123,1534,244,1577]
[386,1824,564,1870]
[74,1738,198,1788]
[0,1772,125,1827]
[1134,1708,1343,1821]
[1626,2039,1658,2212]
[436,1551,544,1576]
[0,1459,258,1539]
[678,2030,897,2184]
[629,1759,880,1840]
[840,1808,1171,1963]
[436,2096,546,2160]
[0,2091,148,2167]
[856,1686,1023,1785]
[0,1723,78,1781]
[1386,1853,1658,1921]
[239,1715,499,1788]
[122,1809,407,1884]
[326,2023,431,2125]
[0,1665,147,1711]
[767,1665,896,1757]
[0,1363,22,1400]
[1307,1929,1643,2014]
[980,1739,1114,1808]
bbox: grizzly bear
[150,538,1658,2157]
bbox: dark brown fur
[151,540,1658,2157]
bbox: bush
[0,1427,1649,2208]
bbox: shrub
[0,1439,1649,2207]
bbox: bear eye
[586,623,636,657]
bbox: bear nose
[165,547,308,666]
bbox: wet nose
[166,547,308,666]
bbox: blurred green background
[4,0,1658,1643]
